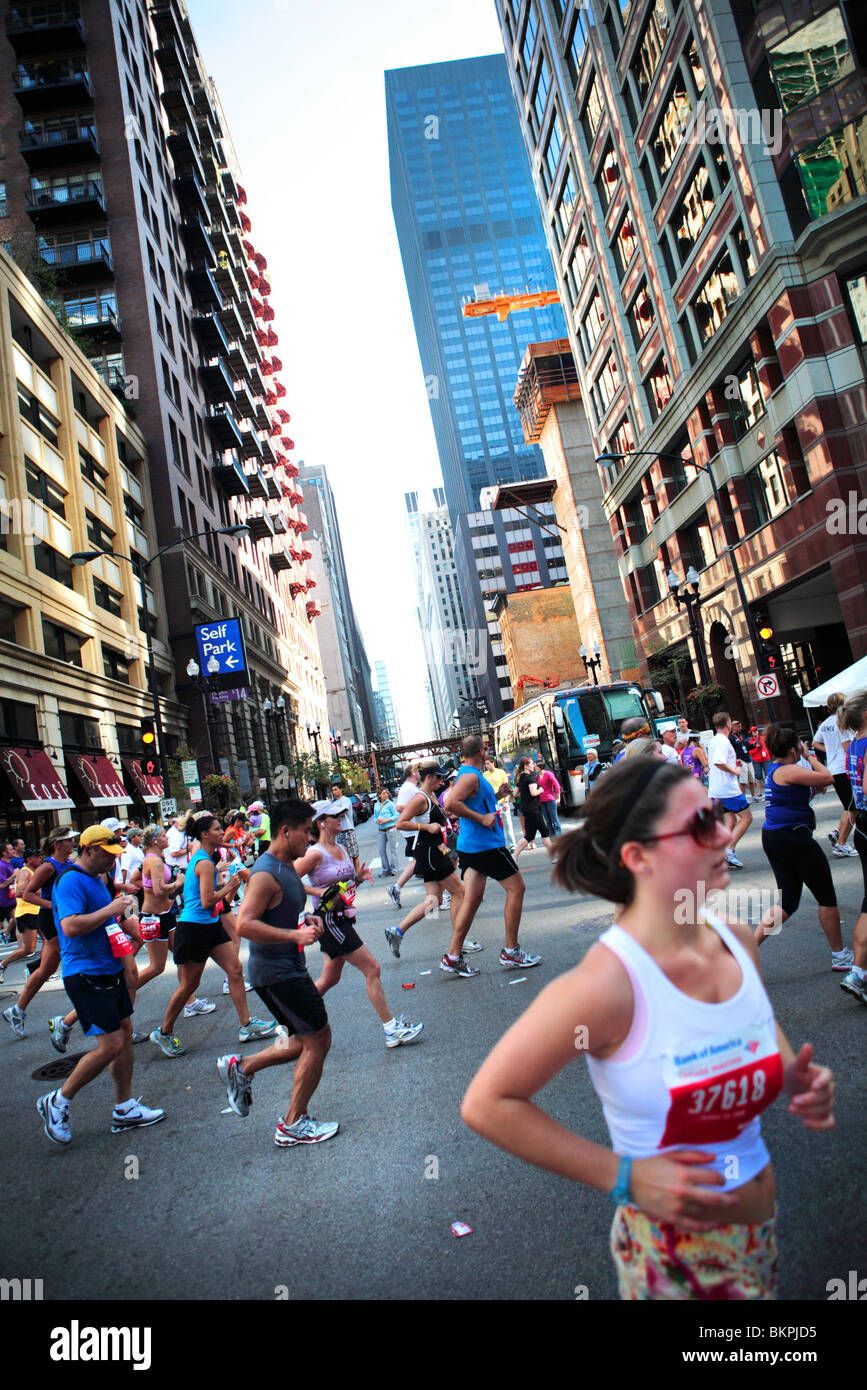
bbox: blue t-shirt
[53,866,117,977]
[454,765,505,853]
[180,848,219,925]
[847,737,867,812]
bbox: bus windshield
[560,687,648,759]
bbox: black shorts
[521,807,548,840]
[833,773,853,812]
[254,974,328,1036]
[63,970,132,1037]
[38,907,57,941]
[319,913,364,959]
[413,838,455,884]
[173,919,231,965]
[458,846,520,882]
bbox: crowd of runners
[1,685,864,1300]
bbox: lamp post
[306,721,321,762]
[272,695,287,764]
[579,641,602,685]
[186,654,221,769]
[72,524,249,792]
[666,566,710,685]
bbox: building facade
[372,659,401,747]
[1,0,328,783]
[496,0,867,724]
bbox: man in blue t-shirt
[443,734,541,978]
[36,825,165,1148]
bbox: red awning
[122,758,164,804]
[0,746,74,811]
[66,753,132,808]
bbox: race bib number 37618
[659,1019,783,1147]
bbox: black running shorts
[833,773,853,812]
[63,970,132,1037]
[458,846,521,881]
[414,838,455,884]
[254,974,328,1036]
[38,907,57,941]
[173,919,231,965]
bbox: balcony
[149,4,186,53]
[252,398,270,431]
[259,434,277,468]
[39,239,113,284]
[211,453,250,497]
[214,258,239,304]
[219,166,240,202]
[231,378,254,422]
[180,214,214,264]
[206,405,244,453]
[226,335,251,378]
[174,173,209,225]
[19,122,98,170]
[243,461,267,497]
[167,127,206,184]
[245,502,274,542]
[217,297,245,342]
[199,355,234,405]
[513,339,582,444]
[154,32,184,82]
[63,300,121,342]
[26,179,105,227]
[160,79,195,132]
[6,6,85,57]
[238,425,263,463]
[268,542,291,573]
[186,264,222,313]
[14,65,92,114]
[191,312,230,358]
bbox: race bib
[659,1018,783,1147]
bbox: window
[93,578,123,618]
[103,647,129,682]
[555,167,577,238]
[674,160,715,263]
[566,5,593,86]
[628,282,654,345]
[843,269,867,344]
[685,38,707,96]
[17,383,58,446]
[642,560,662,606]
[521,3,538,73]
[680,512,715,571]
[43,619,84,665]
[612,210,638,277]
[583,76,603,144]
[746,452,789,526]
[85,511,115,553]
[797,114,867,220]
[768,7,854,113]
[581,288,607,357]
[595,353,621,411]
[596,145,618,209]
[652,79,691,177]
[693,250,740,343]
[533,56,550,127]
[25,460,66,518]
[646,355,673,418]
[631,1,671,104]
[80,445,108,493]
[727,356,766,439]
[544,110,564,183]
[60,712,100,749]
[34,544,74,589]
[0,182,6,218]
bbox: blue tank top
[41,856,72,904]
[454,765,505,853]
[847,736,867,812]
[763,763,815,831]
[179,848,219,924]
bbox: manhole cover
[31,1053,87,1082]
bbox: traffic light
[754,610,780,672]
[141,719,158,775]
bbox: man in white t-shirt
[658,728,681,765]
[119,828,145,890]
[388,763,420,910]
[329,778,359,871]
[165,815,190,872]
[813,694,857,857]
[707,711,752,868]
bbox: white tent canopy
[803,655,867,708]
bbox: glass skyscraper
[386,55,565,520]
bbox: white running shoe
[831,948,855,972]
[726,851,744,869]
[217,1054,253,1116]
[462,939,484,953]
[111,1098,166,1133]
[385,1016,424,1048]
[48,1015,72,1053]
[238,1018,277,1043]
[37,1088,71,1145]
[833,844,859,858]
[149,1027,186,1057]
[222,980,252,994]
[2,1004,26,1038]
[500,946,542,970]
[274,1113,339,1146]
[184,997,216,1016]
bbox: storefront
[0,742,75,846]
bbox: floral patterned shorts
[611,1205,778,1301]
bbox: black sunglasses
[642,803,728,849]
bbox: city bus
[491,681,666,812]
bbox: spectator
[731,719,760,803]
[328,779,359,874]
[658,729,681,766]
[536,759,563,837]
[747,727,770,790]
[374,789,399,877]
[584,748,604,790]
[0,844,16,944]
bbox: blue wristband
[610,1154,632,1206]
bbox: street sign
[209,687,248,704]
[160,797,177,819]
[181,760,199,786]
[756,673,780,699]
[189,784,202,802]
[194,619,248,679]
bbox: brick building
[490,582,584,700]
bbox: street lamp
[186,655,220,767]
[306,721,321,761]
[666,566,710,684]
[579,641,602,685]
[72,524,250,791]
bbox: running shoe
[48,971,60,982]
[441,891,451,908]
[384,927,401,959]
[149,1027,186,1057]
[48,1015,71,1053]
[828,829,839,847]
[462,939,484,953]
[387,885,401,909]
[223,980,253,994]
[37,1089,70,1146]
[131,1031,147,1044]
[274,1113,339,1147]
[184,997,216,1016]
[0,961,5,981]
[726,851,744,869]
[385,1016,424,1048]
[440,953,480,978]
[831,948,855,972]
[840,969,867,1004]
[500,946,542,970]
[111,1098,166,1133]
[833,844,859,858]
[238,1018,277,1043]
[217,1054,253,1116]
[2,1004,26,1038]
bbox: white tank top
[586,910,783,1191]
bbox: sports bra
[142,856,171,891]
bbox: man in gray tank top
[216,799,340,1147]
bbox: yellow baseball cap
[79,825,124,856]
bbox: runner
[2,826,75,1038]
[36,825,165,1146]
[294,801,423,1047]
[442,735,541,977]
[753,724,851,971]
[462,757,835,1300]
[149,812,276,1057]
[385,763,470,961]
[388,763,420,909]
[130,826,215,1021]
[0,844,15,944]
[0,848,42,983]
[707,712,752,868]
[514,757,553,858]
[839,691,867,1005]
[217,798,339,1146]
[679,735,708,784]
[813,693,858,859]
[247,801,272,855]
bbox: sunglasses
[642,803,728,849]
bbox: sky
[186,0,509,739]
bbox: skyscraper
[405,488,476,735]
[372,660,401,747]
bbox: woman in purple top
[680,736,708,784]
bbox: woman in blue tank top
[838,690,867,1004]
[754,725,851,971]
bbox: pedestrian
[247,801,272,855]
[0,843,15,943]
[36,824,165,1146]
[680,734,708,784]
[676,716,691,738]
[373,789,399,876]
[747,727,770,791]
[514,757,554,857]
[443,735,541,976]
[658,728,681,766]
[731,720,760,803]
[838,691,867,1005]
[386,763,470,959]
[297,802,423,1048]
[462,757,835,1301]
[584,748,604,790]
[218,798,340,1147]
[536,759,563,837]
[0,848,42,983]
[119,827,145,896]
[389,763,420,909]
[327,779,359,874]
[753,724,852,972]
[484,757,518,850]
[2,826,76,1038]
[708,712,752,868]
[812,693,858,859]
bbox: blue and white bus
[491,681,665,810]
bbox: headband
[601,760,666,856]
[621,722,651,743]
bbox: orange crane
[514,674,557,708]
[462,287,561,322]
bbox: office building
[373,660,401,747]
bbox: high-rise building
[495,0,867,723]
[0,0,327,780]
[405,488,477,735]
[372,660,401,747]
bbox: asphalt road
[1,799,864,1302]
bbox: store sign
[66,753,132,808]
[0,746,74,811]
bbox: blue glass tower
[386,55,565,521]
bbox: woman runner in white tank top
[462,758,835,1300]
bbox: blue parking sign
[194,618,248,678]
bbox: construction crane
[462,284,561,322]
[514,674,557,708]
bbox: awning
[803,655,867,708]
[66,753,132,808]
[0,746,75,811]
[122,757,164,803]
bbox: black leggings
[761,825,836,918]
[853,811,867,915]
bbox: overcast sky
[186,0,507,738]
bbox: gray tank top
[245,851,308,986]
